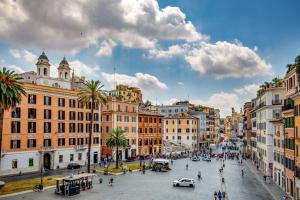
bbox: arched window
[44,68,47,76]
[65,72,68,79]
[38,68,40,75]
[60,72,62,78]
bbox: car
[191,157,201,161]
[67,163,81,169]
[202,157,211,162]
[173,178,195,187]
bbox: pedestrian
[218,190,222,200]
[214,191,218,200]
[241,169,244,177]
[282,194,287,200]
[186,163,188,170]
[263,175,267,183]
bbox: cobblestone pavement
[1,157,278,200]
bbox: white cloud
[234,83,260,95]
[96,39,117,57]
[148,44,186,59]
[101,72,168,91]
[185,41,272,79]
[9,49,37,63]
[177,82,184,86]
[0,0,204,54]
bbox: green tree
[144,100,152,107]
[106,127,128,169]
[0,68,26,162]
[78,80,107,173]
[272,77,282,87]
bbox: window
[178,128,181,133]
[78,112,84,121]
[44,68,47,76]
[27,139,36,148]
[106,126,109,133]
[132,127,136,133]
[125,105,128,112]
[132,116,136,122]
[12,159,18,169]
[69,99,76,108]
[94,124,99,132]
[44,139,51,147]
[29,158,34,167]
[118,104,121,112]
[78,153,82,161]
[44,122,51,133]
[186,128,190,133]
[166,136,169,140]
[86,124,91,132]
[93,137,99,144]
[70,111,76,120]
[78,102,84,109]
[187,136,189,140]
[106,115,110,121]
[58,123,65,133]
[58,98,65,107]
[70,154,74,162]
[11,121,20,133]
[94,113,99,121]
[11,140,20,149]
[28,94,36,104]
[78,123,83,133]
[28,122,36,133]
[59,155,63,163]
[11,108,21,118]
[77,138,84,145]
[117,115,122,122]
[44,96,51,105]
[86,112,92,121]
[58,110,65,120]
[44,109,52,119]
[58,138,65,146]
[28,108,36,119]
[69,123,76,133]
[69,138,76,145]
[166,120,168,125]
[145,117,148,123]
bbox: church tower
[36,52,50,77]
[58,57,71,81]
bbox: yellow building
[163,112,198,151]
[108,84,142,103]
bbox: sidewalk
[244,160,290,200]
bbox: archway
[43,153,51,169]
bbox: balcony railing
[75,145,87,151]
[272,99,282,105]
[39,146,54,151]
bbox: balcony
[282,99,294,111]
[39,146,54,152]
[272,112,282,119]
[272,99,282,105]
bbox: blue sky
[0,0,299,116]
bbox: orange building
[282,56,298,198]
[138,109,163,156]
[0,83,101,176]
[100,96,139,160]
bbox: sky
[0,0,300,117]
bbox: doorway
[43,153,51,169]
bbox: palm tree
[144,100,152,107]
[0,68,26,162]
[272,77,282,87]
[106,127,128,169]
[78,80,107,173]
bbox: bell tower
[58,57,71,81]
[36,52,50,77]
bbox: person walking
[109,177,114,186]
[198,171,202,180]
[241,169,244,177]
[214,191,218,200]
[218,190,222,200]
[186,163,188,170]
[263,175,267,183]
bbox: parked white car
[173,178,195,187]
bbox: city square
[1,155,275,200]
